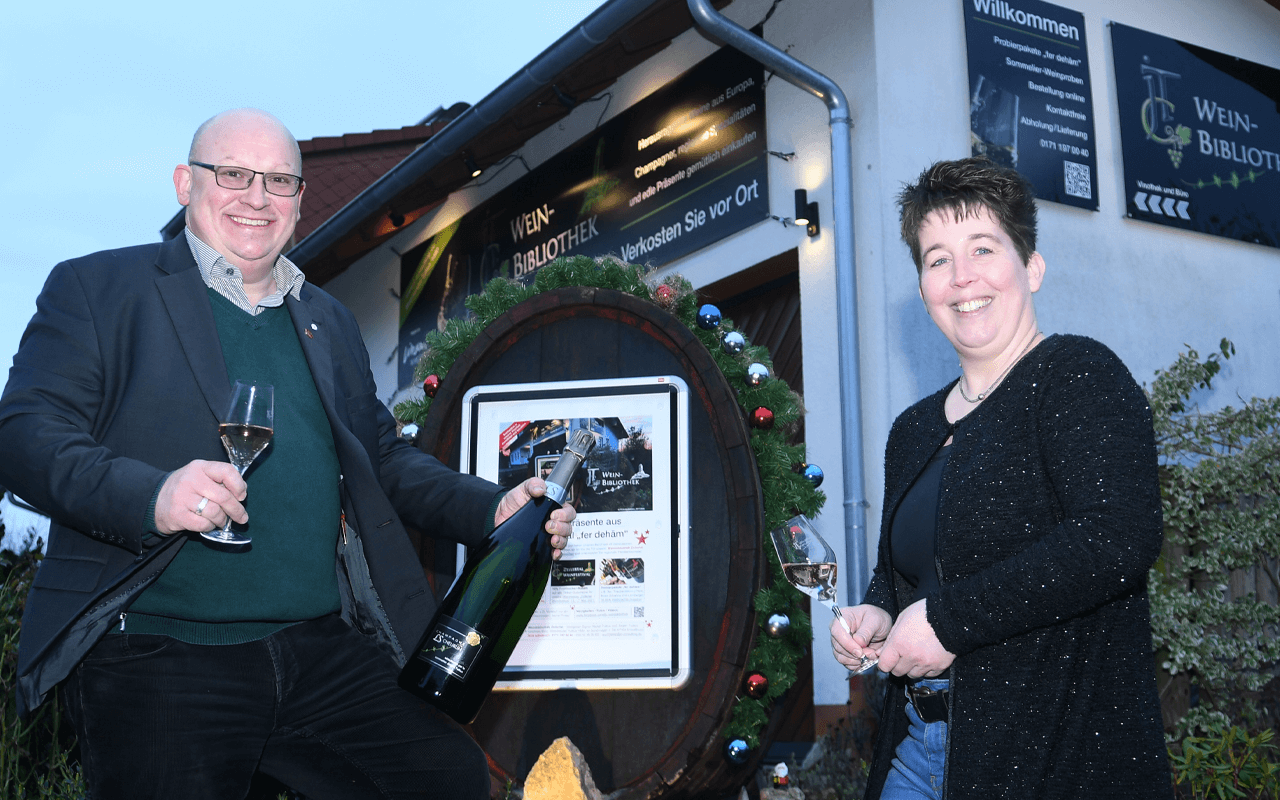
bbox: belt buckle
[907,684,949,723]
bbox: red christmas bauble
[655,284,675,306]
[422,374,441,398]
[750,407,774,430]
[745,672,769,699]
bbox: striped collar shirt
[184,227,305,316]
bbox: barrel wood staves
[417,287,770,798]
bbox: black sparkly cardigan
[863,334,1172,799]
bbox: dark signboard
[963,0,1098,209]
[398,47,769,388]
[1111,23,1280,248]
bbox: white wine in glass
[203,381,273,545]
[770,515,878,674]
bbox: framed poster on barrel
[459,375,692,691]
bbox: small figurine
[771,762,789,787]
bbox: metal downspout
[686,0,870,604]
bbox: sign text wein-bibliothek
[1111,22,1280,247]
[398,47,769,388]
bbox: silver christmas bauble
[722,330,746,355]
[765,612,791,638]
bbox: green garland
[395,255,827,750]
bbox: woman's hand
[830,604,893,670]
[877,599,955,679]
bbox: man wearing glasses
[0,108,574,798]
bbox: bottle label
[418,615,488,679]
[545,480,567,504]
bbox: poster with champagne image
[465,380,683,683]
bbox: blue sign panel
[1111,23,1280,247]
[963,0,1099,209]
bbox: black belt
[906,683,949,723]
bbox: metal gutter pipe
[286,0,664,268]
[686,0,871,605]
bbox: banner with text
[398,47,768,388]
[1111,23,1280,248]
[963,0,1098,209]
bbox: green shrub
[1147,341,1280,795]
[1147,340,1280,738]
[1170,723,1280,800]
[1,547,84,799]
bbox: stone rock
[761,788,805,800]
[522,736,603,800]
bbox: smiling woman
[829,157,1173,799]
[915,206,1045,391]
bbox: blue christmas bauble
[697,304,722,330]
[725,738,750,764]
[803,463,824,488]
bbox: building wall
[325,0,1280,707]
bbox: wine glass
[203,381,274,545]
[769,515,878,675]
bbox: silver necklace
[957,332,1043,403]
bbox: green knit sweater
[125,291,342,644]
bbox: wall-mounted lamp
[794,189,819,237]
[464,153,482,178]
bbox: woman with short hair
[831,157,1172,799]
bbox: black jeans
[64,614,489,800]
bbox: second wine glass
[203,381,274,545]
[769,515,878,674]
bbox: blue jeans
[880,678,949,800]
[64,614,489,799]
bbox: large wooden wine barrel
[417,286,767,798]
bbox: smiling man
[0,109,575,799]
[176,111,305,306]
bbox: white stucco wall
[324,0,1280,708]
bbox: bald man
[0,109,574,799]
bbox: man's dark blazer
[0,236,500,718]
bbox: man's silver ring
[196,497,209,516]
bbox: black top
[889,443,949,604]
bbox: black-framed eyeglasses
[189,161,304,197]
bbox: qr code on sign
[1064,161,1091,199]
[634,607,644,617]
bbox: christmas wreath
[395,254,827,755]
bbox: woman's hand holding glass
[830,604,893,675]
